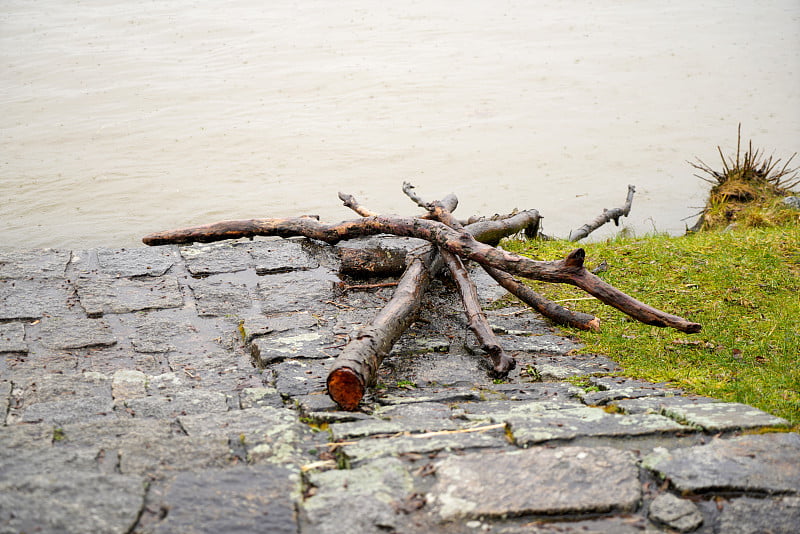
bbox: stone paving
[1,238,798,533]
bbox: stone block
[508,406,690,446]
[38,315,116,349]
[0,279,71,320]
[0,249,70,279]
[250,330,329,365]
[153,466,298,534]
[717,496,800,534]
[124,390,229,418]
[341,426,509,465]
[180,242,252,275]
[112,369,148,401]
[0,470,146,534]
[21,395,115,426]
[273,358,331,398]
[179,406,311,466]
[661,401,789,431]
[75,274,182,315]
[188,278,252,318]
[248,239,319,274]
[648,493,703,532]
[643,432,800,494]
[303,458,413,534]
[0,322,27,353]
[534,353,621,380]
[257,270,339,314]
[429,446,640,520]
[95,247,176,277]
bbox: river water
[2,1,799,250]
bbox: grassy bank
[503,224,800,427]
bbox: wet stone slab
[302,457,414,534]
[0,381,11,424]
[582,376,685,405]
[340,425,510,465]
[429,446,641,520]
[330,402,467,440]
[0,321,27,353]
[643,432,800,494]
[128,315,195,353]
[21,395,115,426]
[250,329,333,365]
[0,249,71,279]
[257,269,340,314]
[381,352,490,387]
[117,433,234,478]
[612,395,717,415]
[534,352,622,380]
[0,279,72,320]
[20,372,111,404]
[247,239,320,274]
[74,274,183,315]
[37,315,117,349]
[94,247,177,277]
[484,332,581,355]
[188,278,253,318]
[660,401,789,431]
[239,311,320,343]
[0,470,146,534]
[153,465,299,534]
[508,406,691,446]
[648,493,703,533]
[495,516,654,534]
[178,406,312,466]
[272,358,331,397]
[717,496,800,534]
[123,390,230,418]
[180,242,253,275]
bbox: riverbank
[1,239,798,533]
[504,222,800,427]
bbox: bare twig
[568,185,636,241]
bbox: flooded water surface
[2,1,799,250]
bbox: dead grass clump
[689,125,799,231]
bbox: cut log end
[327,367,366,411]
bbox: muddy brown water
[2,1,798,250]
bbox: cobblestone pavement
[1,238,798,533]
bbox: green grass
[503,225,800,427]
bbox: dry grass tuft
[689,124,799,231]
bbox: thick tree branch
[143,213,700,333]
[327,244,440,410]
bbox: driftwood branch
[568,184,636,241]
[143,214,700,333]
[327,243,439,410]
